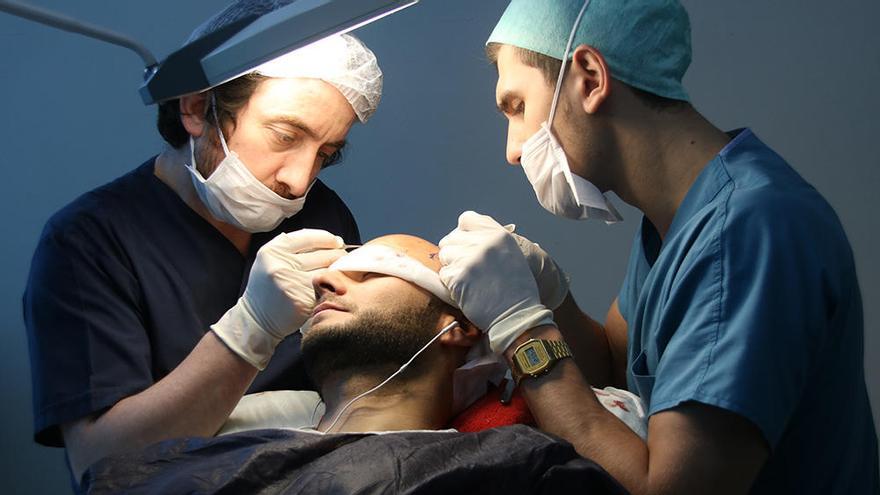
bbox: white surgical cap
[252,34,382,122]
[320,244,505,414]
[185,1,383,122]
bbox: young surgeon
[23,0,382,482]
[437,1,879,494]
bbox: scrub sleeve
[620,130,853,444]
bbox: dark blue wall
[1,1,877,491]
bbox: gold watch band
[544,340,572,360]
[511,339,573,384]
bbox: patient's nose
[313,270,347,298]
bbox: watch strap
[510,339,573,384]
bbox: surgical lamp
[0,0,417,104]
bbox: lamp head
[140,0,416,106]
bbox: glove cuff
[545,283,570,311]
[488,305,556,354]
[211,298,282,370]
[542,265,571,310]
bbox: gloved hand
[449,213,570,310]
[439,211,556,354]
[510,231,571,310]
[212,229,346,369]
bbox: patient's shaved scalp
[365,234,441,272]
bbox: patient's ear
[439,316,481,348]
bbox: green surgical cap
[487,0,692,101]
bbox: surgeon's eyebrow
[496,91,521,116]
[267,115,347,149]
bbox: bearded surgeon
[23,0,382,482]
[437,1,879,494]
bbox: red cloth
[449,382,534,432]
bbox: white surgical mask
[186,96,312,233]
[519,0,622,223]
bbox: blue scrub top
[617,129,878,493]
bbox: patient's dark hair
[156,73,269,149]
[485,42,687,112]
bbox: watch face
[515,341,550,375]
[524,347,541,366]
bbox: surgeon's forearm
[505,326,648,493]
[506,325,650,492]
[63,332,258,481]
[506,325,767,495]
[522,382,766,495]
[552,294,618,387]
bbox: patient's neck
[317,368,452,433]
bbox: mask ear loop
[322,319,459,433]
[188,136,199,175]
[548,0,592,129]
[189,93,227,174]
[209,92,231,156]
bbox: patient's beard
[301,298,446,389]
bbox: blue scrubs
[618,129,878,493]
[23,158,360,447]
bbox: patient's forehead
[364,234,441,273]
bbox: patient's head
[302,235,479,390]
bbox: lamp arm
[0,0,157,73]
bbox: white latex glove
[439,211,556,354]
[212,229,346,370]
[464,215,571,311]
[509,233,570,310]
